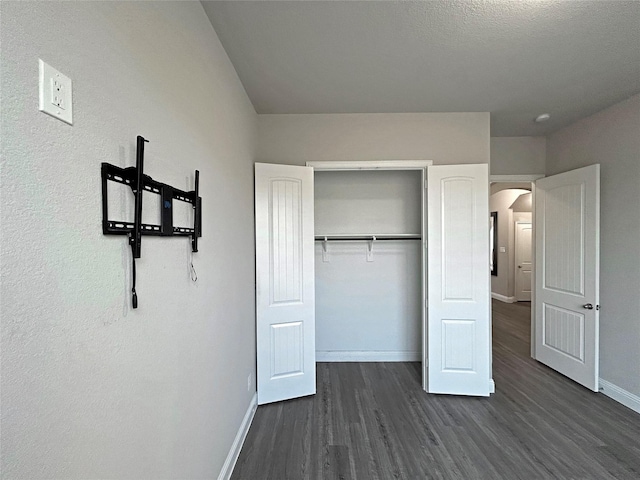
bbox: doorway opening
[489,176,540,362]
[309,161,430,391]
[491,166,600,392]
[255,161,494,404]
[489,181,534,305]
[314,169,423,365]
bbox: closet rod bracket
[322,236,329,263]
[367,235,376,262]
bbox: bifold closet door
[427,164,493,396]
[255,163,316,405]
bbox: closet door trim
[308,160,431,391]
[307,160,432,171]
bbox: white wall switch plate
[39,59,73,125]
[499,246,506,253]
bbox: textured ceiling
[202,1,640,136]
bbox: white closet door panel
[255,163,315,405]
[427,164,492,396]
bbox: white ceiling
[202,1,640,137]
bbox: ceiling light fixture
[535,113,551,123]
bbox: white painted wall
[491,136,546,175]
[511,192,532,212]
[546,94,640,398]
[1,3,257,479]
[316,242,422,359]
[258,113,490,165]
[491,182,532,195]
[490,189,531,300]
[314,171,422,358]
[315,170,422,235]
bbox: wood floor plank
[231,300,640,479]
[346,420,378,480]
[324,445,351,480]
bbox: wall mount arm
[101,136,202,308]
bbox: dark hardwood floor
[232,301,640,479]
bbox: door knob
[583,303,594,310]
[518,265,522,268]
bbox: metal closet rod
[314,234,421,241]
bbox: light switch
[499,246,506,253]
[39,59,73,125]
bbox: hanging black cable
[190,251,198,283]
[131,254,138,309]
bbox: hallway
[232,301,640,479]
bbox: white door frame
[490,174,544,358]
[307,160,432,390]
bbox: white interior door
[427,164,493,396]
[515,222,532,301]
[255,163,315,405]
[534,164,600,391]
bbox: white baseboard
[316,350,421,362]
[489,379,495,393]
[491,292,516,303]
[599,378,640,415]
[217,393,258,480]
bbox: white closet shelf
[314,233,421,241]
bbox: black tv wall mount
[101,136,202,308]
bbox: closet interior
[313,169,424,362]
